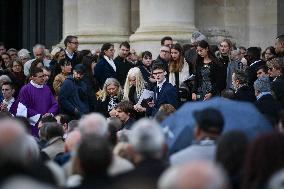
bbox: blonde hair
[99,78,123,101]
[267,58,283,70]
[123,67,145,100]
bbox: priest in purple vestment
[16,67,58,137]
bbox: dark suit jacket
[65,51,79,68]
[255,94,282,124]
[147,81,178,116]
[235,85,256,102]
[272,75,284,108]
[94,57,117,89]
[114,56,134,86]
[247,59,266,87]
[113,158,168,189]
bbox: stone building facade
[63,0,279,56]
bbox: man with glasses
[16,67,58,137]
[267,58,284,108]
[155,45,171,73]
[64,35,79,68]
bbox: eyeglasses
[69,41,79,45]
[161,50,170,53]
[152,71,164,75]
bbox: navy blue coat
[59,76,90,119]
[147,81,178,116]
[94,57,117,89]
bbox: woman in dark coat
[94,43,117,89]
[192,40,219,101]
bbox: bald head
[78,113,108,136]
[159,160,228,189]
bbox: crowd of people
[0,32,284,189]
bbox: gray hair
[0,75,11,85]
[158,160,228,189]
[0,118,29,164]
[100,78,123,101]
[32,44,45,55]
[128,118,165,157]
[22,135,40,162]
[78,113,108,136]
[233,70,248,85]
[191,31,207,44]
[254,76,271,92]
[268,169,284,189]
[18,49,31,59]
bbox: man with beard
[59,64,89,119]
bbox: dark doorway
[0,0,23,50]
[22,0,63,51]
[0,0,62,51]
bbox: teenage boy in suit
[135,62,178,117]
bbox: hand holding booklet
[137,89,154,106]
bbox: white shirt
[169,60,190,87]
[30,80,44,89]
[104,55,116,72]
[65,50,74,59]
[157,78,166,92]
[2,97,15,111]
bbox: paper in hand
[137,89,154,105]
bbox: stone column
[130,0,196,57]
[62,0,131,50]
[63,0,78,37]
[248,0,277,48]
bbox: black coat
[255,94,282,124]
[146,81,178,116]
[94,57,117,89]
[271,75,284,108]
[193,61,218,95]
[113,158,168,189]
[95,96,121,118]
[235,85,256,102]
[247,59,266,87]
[114,56,134,86]
[65,51,80,68]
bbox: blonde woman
[96,78,123,117]
[123,67,146,104]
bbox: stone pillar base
[77,35,130,51]
[130,26,196,57]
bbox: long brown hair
[168,43,184,73]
